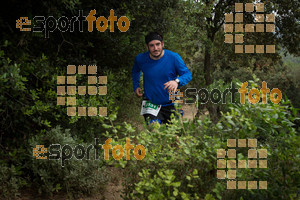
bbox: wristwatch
[175,78,180,85]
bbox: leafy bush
[0,164,27,199]
[27,126,108,198]
[119,79,299,200]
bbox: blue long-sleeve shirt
[132,49,192,106]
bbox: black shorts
[143,103,176,124]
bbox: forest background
[0,0,299,199]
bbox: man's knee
[149,119,161,124]
[144,115,161,125]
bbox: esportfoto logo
[56,65,107,117]
[16,9,130,38]
[224,3,276,53]
[33,138,146,167]
[169,81,282,106]
[217,138,268,190]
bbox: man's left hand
[164,80,178,92]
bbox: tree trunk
[204,46,212,86]
[195,29,216,120]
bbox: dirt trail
[181,104,209,121]
[181,104,197,121]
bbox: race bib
[140,100,161,116]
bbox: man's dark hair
[145,32,163,44]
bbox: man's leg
[160,105,178,124]
[143,114,162,125]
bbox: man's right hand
[135,87,143,97]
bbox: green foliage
[0,164,27,199]
[134,169,190,200]
[0,0,299,198]
[119,80,299,200]
[27,126,108,198]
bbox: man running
[132,32,192,124]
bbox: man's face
[147,40,164,58]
